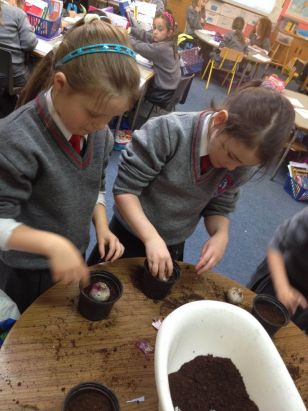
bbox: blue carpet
[88,76,307,287]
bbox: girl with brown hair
[249,16,272,53]
[128,10,181,106]
[0,15,140,312]
[89,81,295,281]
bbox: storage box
[27,13,61,38]
[155,300,306,411]
[118,0,130,16]
[284,175,308,201]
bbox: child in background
[128,10,181,106]
[248,16,272,53]
[220,16,248,54]
[210,16,247,67]
[248,208,308,332]
[200,0,207,25]
[0,16,140,312]
[88,81,295,280]
[0,0,37,87]
[186,0,203,36]
[148,0,165,14]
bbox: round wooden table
[0,258,307,410]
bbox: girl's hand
[144,235,173,281]
[277,286,308,315]
[195,232,228,275]
[48,238,89,287]
[97,229,125,262]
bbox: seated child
[0,1,37,87]
[210,16,248,68]
[220,16,248,54]
[128,10,181,105]
[248,16,272,53]
[248,208,308,332]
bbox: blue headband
[55,43,136,68]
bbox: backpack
[177,33,196,50]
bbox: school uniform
[248,208,308,332]
[151,0,164,13]
[0,92,113,312]
[220,31,248,54]
[129,27,181,103]
[0,3,38,86]
[185,6,202,36]
[97,111,254,262]
[249,32,271,52]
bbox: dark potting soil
[65,389,113,411]
[83,280,118,302]
[169,355,259,411]
[255,301,286,325]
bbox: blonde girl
[0,16,140,312]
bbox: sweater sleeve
[269,208,308,254]
[113,116,173,196]
[18,9,38,51]
[201,187,240,218]
[130,27,153,43]
[0,153,33,219]
[129,36,159,62]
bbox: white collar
[199,113,212,157]
[45,88,88,141]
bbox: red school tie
[69,134,83,154]
[200,155,212,174]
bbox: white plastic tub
[155,300,306,411]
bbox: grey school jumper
[0,93,113,269]
[129,28,181,91]
[113,111,254,246]
[0,3,38,80]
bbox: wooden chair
[283,57,306,86]
[269,35,293,72]
[201,47,244,95]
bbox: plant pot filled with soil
[62,382,119,411]
[252,294,290,336]
[78,271,123,321]
[140,259,181,300]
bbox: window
[225,0,276,15]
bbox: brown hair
[210,80,295,170]
[256,16,272,41]
[192,0,199,8]
[18,18,140,107]
[232,16,245,44]
[154,11,178,58]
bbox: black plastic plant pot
[252,294,290,337]
[78,271,123,321]
[140,259,181,300]
[62,382,120,411]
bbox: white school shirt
[199,113,211,157]
[0,89,106,250]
